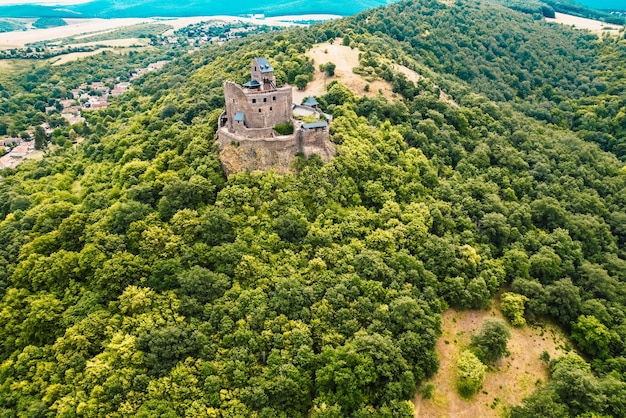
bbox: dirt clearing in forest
[294,39,456,106]
[414,308,568,418]
[293,39,415,103]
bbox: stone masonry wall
[224,82,291,132]
[218,129,298,152]
[299,126,329,150]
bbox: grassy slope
[415,308,568,417]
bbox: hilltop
[0,0,624,416]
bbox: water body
[0,0,396,18]
[576,0,626,12]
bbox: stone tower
[221,57,292,135]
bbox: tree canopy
[0,0,625,416]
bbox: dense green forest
[0,0,625,416]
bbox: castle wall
[219,125,331,156]
[300,126,329,150]
[224,82,292,132]
[218,126,275,145]
[218,129,299,153]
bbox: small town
[0,60,169,170]
[0,20,276,60]
[55,59,170,125]
[175,21,277,48]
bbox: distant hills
[497,0,626,24]
[0,0,397,18]
[0,0,623,23]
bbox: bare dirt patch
[393,63,421,84]
[414,308,568,418]
[293,38,402,103]
[294,39,456,106]
[24,150,44,161]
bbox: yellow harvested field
[160,14,340,31]
[546,12,623,34]
[50,48,114,65]
[0,18,154,48]
[73,29,118,40]
[0,14,337,49]
[66,38,150,48]
[414,308,568,418]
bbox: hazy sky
[0,0,93,5]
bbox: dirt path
[414,308,568,417]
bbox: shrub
[501,292,529,326]
[420,382,435,399]
[295,74,309,90]
[274,122,294,135]
[456,350,486,398]
[471,318,511,364]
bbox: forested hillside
[0,0,624,416]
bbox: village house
[89,81,109,94]
[0,137,23,147]
[148,60,170,71]
[0,142,35,169]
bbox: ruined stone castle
[217,58,335,175]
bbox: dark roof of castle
[303,121,328,129]
[304,97,318,106]
[243,79,261,88]
[234,112,245,122]
[255,57,274,73]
